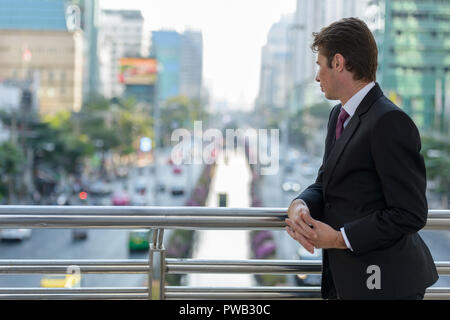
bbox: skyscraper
[70,0,101,98]
[150,30,203,104]
[99,9,146,97]
[180,30,203,101]
[257,14,295,110]
[373,0,450,132]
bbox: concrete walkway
[187,149,255,287]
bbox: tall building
[70,0,101,98]
[151,30,182,103]
[180,30,203,101]
[150,29,203,103]
[98,9,146,97]
[0,0,84,115]
[373,0,450,132]
[257,14,294,110]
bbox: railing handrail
[0,206,448,230]
[1,259,449,275]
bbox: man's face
[315,53,339,100]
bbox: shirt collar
[342,82,375,117]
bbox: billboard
[119,58,157,85]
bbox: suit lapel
[322,83,384,195]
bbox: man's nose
[315,73,320,82]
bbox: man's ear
[333,53,345,72]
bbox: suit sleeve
[291,105,338,221]
[343,110,428,255]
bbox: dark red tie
[336,107,350,140]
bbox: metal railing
[0,206,449,300]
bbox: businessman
[285,18,438,300]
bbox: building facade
[257,14,295,110]
[374,0,450,132]
[0,0,84,115]
[151,30,203,104]
[180,30,203,101]
[70,0,101,98]
[98,9,146,97]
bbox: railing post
[147,228,155,300]
[148,228,165,300]
[158,229,166,300]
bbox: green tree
[421,132,450,207]
[161,95,209,146]
[0,142,24,203]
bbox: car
[40,273,81,288]
[72,229,88,240]
[284,165,294,174]
[156,183,166,193]
[112,190,130,206]
[171,185,185,196]
[128,229,150,251]
[172,166,182,174]
[88,181,112,196]
[282,181,301,193]
[134,179,147,195]
[0,229,32,241]
[295,246,322,286]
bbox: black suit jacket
[294,83,438,299]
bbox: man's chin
[324,92,336,100]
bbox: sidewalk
[187,149,254,287]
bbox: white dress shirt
[338,82,375,251]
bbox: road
[187,149,254,287]
[0,153,203,288]
[260,146,450,287]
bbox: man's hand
[285,209,347,253]
[286,199,315,253]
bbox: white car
[0,229,32,241]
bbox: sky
[99,0,297,111]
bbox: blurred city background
[0,0,449,292]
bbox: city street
[188,149,254,287]
[0,157,203,288]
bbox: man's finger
[302,211,316,228]
[286,218,311,240]
[294,216,317,240]
[286,226,315,254]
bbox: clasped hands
[285,199,347,254]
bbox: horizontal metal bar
[0,287,448,300]
[166,286,322,293]
[0,294,148,300]
[0,259,149,274]
[165,286,322,300]
[1,260,448,275]
[0,215,285,229]
[0,206,447,230]
[0,287,148,294]
[0,206,288,216]
[0,259,147,266]
[165,286,450,300]
[167,259,322,274]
